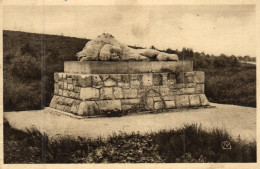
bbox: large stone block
[185,76,194,83]
[56,104,63,111]
[194,71,205,83]
[58,89,63,96]
[179,88,195,94]
[185,72,195,76]
[104,78,117,87]
[73,79,77,86]
[122,105,133,111]
[74,92,80,99]
[56,96,65,105]
[54,83,58,95]
[176,72,185,83]
[49,102,57,109]
[64,81,68,90]
[153,74,163,86]
[77,75,92,87]
[49,96,58,108]
[92,75,103,88]
[100,87,113,99]
[110,74,121,82]
[121,99,141,105]
[189,94,201,106]
[118,82,130,88]
[64,98,75,106]
[67,78,73,84]
[142,74,153,86]
[167,73,176,84]
[160,87,170,96]
[74,86,80,93]
[186,83,196,88]
[68,84,74,91]
[58,73,63,80]
[161,73,168,86]
[195,84,205,94]
[54,73,59,82]
[163,96,175,101]
[63,106,71,112]
[130,74,140,87]
[63,90,69,97]
[78,101,99,116]
[145,97,154,110]
[71,100,81,114]
[100,74,110,81]
[199,94,210,106]
[96,100,121,111]
[121,74,130,83]
[153,96,163,102]
[165,100,176,109]
[130,80,140,88]
[154,102,164,110]
[130,74,140,80]
[80,88,100,100]
[169,89,178,96]
[113,87,123,99]
[62,73,67,79]
[175,83,185,89]
[58,81,64,89]
[123,89,138,98]
[175,95,190,107]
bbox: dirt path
[4,103,256,141]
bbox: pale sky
[3,5,256,57]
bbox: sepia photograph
[1,1,258,167]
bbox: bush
[10,53,41,80]
[4,121,256,163]
[4,74,42,111]
[203,66,256,107]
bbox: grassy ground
[4,120,256,163]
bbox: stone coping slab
[64,61,193,74]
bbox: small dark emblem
[221,141,232,150]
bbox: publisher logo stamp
[221,141,232,150]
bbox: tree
[244,55,250,63]
[229,55,239,67]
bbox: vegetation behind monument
[3,30,256,111]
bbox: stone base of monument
[49,61,210,117]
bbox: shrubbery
[4,121,256,163]
[3,76,42,111]
[10,53,41,79]
[204,65,256,107]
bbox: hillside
[3,30,256,111]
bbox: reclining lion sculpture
[76,33,178,61]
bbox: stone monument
[49,33,209,117]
